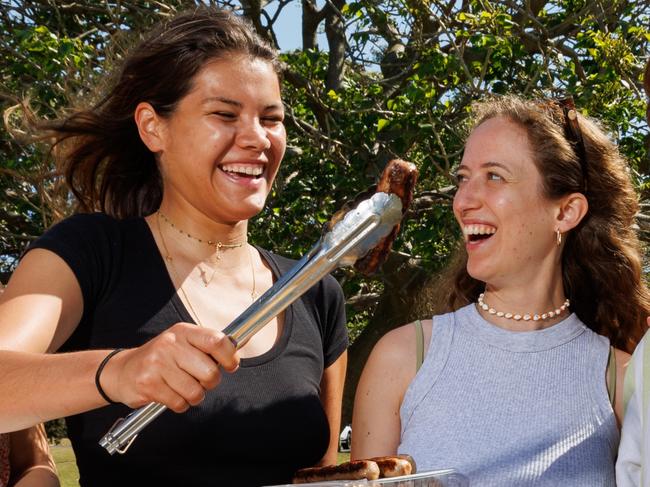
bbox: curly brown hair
[29,7,279,218]
[432,94,650,353]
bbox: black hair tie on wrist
[95,348,125,404]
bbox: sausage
[376,159,418,207]
[321,159,418,274]
[292,459,380,483]
[354,159,418,275]
[368,455,415,477]
[396,454,417,474]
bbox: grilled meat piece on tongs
[99,159,418,455]
[324,159,417,274]
[354,159,417,274]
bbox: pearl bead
[523,314,531,321]
[489,308,496,314]
[496,311,504,317]
[514,314,522,321]
[533,314,540,321]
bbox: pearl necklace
[477,293,570,321]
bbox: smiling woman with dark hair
[0,7,347,487]
[352,94,649,486]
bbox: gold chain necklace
[158,211,244,260]
[156,213,257,328]
[158,210,250,287]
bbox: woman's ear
[134,102,165,153]
[556,192,589,232]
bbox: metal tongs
[99,191,404,454]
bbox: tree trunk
[324,0,346,91]
[301,0,320,50]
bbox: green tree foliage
[45,417,67,444]
[1,0,649,421]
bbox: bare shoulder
[372,320,433,360]
[1,248,82,309]
[0,248,83,352]
[366,319,434,383]
[375,322,416,351]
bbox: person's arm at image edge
[8,424,59,487]
[616,335,647,487]
[613,348,631,427]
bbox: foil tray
[265,469,469,487]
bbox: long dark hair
[432,94,650,353]
[35,7,279,218]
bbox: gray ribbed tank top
[398,303,618,486]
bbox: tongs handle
[100,402,166,454]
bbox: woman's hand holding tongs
[99,323,239,411]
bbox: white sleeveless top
[398,304,618,486]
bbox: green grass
[337,451,351,464]
[52,439,350,486]
[51,439,79,487]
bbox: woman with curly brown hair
[352,94,650,486]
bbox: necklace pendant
[198,265,214,287]
[214,241,223,260]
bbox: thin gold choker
[478,293,570,321]
[158,211,244,260]
[156,213,257,328]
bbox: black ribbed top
[29,214,348,487]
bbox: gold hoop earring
[556,229,562,246]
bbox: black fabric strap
[95,348,125,404]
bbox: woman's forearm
[1,323,241,433]
[0,350,108,432]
